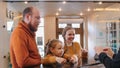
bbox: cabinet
[106,21,120,53]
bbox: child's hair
[45,39,63,55]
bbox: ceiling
[3,0,120,18]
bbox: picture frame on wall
[6,9,14,20]
[37,37,43,46]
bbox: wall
[44,16,56,44]
[87,3,120,63]
[87,14,97,63]
[87,12,110,63]
[0,2,10,68]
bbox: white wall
[87,3,120,63]
[87,12,110,63]
[87,14,97,63]
[0,2,10,68]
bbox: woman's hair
[62,26,74,40]
[45,39,62,55]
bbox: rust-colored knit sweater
[10,21,41,68]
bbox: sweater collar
[18,21,35,38]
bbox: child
[42,39,66,68]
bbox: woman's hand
[69,55,78,64]
[82,49,88,53]
[56,57,66,64]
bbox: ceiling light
[98,1,102,5]
[58,8,62,11]
[87,8,91,12]
[94,8,120,11]
[63,1,66,4]
[24,1,28,4]
[80,12,83,16]
[56,12,59,16]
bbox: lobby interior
[1,0,120,68]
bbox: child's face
[51,42,64,57]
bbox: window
[36,18,45,57]
[7,21,14,32]
[72,24,80,28]
[58,23,67,28]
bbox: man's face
[29,8,40,32]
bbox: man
[94,46,120,68]
[10,7,41,68]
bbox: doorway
[56,18,87,65]
[56,18,84,48]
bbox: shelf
[106,22,120,53]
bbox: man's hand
[94,46,114,59]
[104,47,114,59]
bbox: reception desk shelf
[106,22,120,53]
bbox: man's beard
[28,23,37,32]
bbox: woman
[62,26,82,68]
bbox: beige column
[44,16,56,44]
[0,2,10,68]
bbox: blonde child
[42,39,66,68]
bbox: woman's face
[65,29,75,43]
[51,42,64,57]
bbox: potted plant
[8,52,12,68]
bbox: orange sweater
[43,54,62,68]
[10,21,41,68]
[63,42,82,67]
